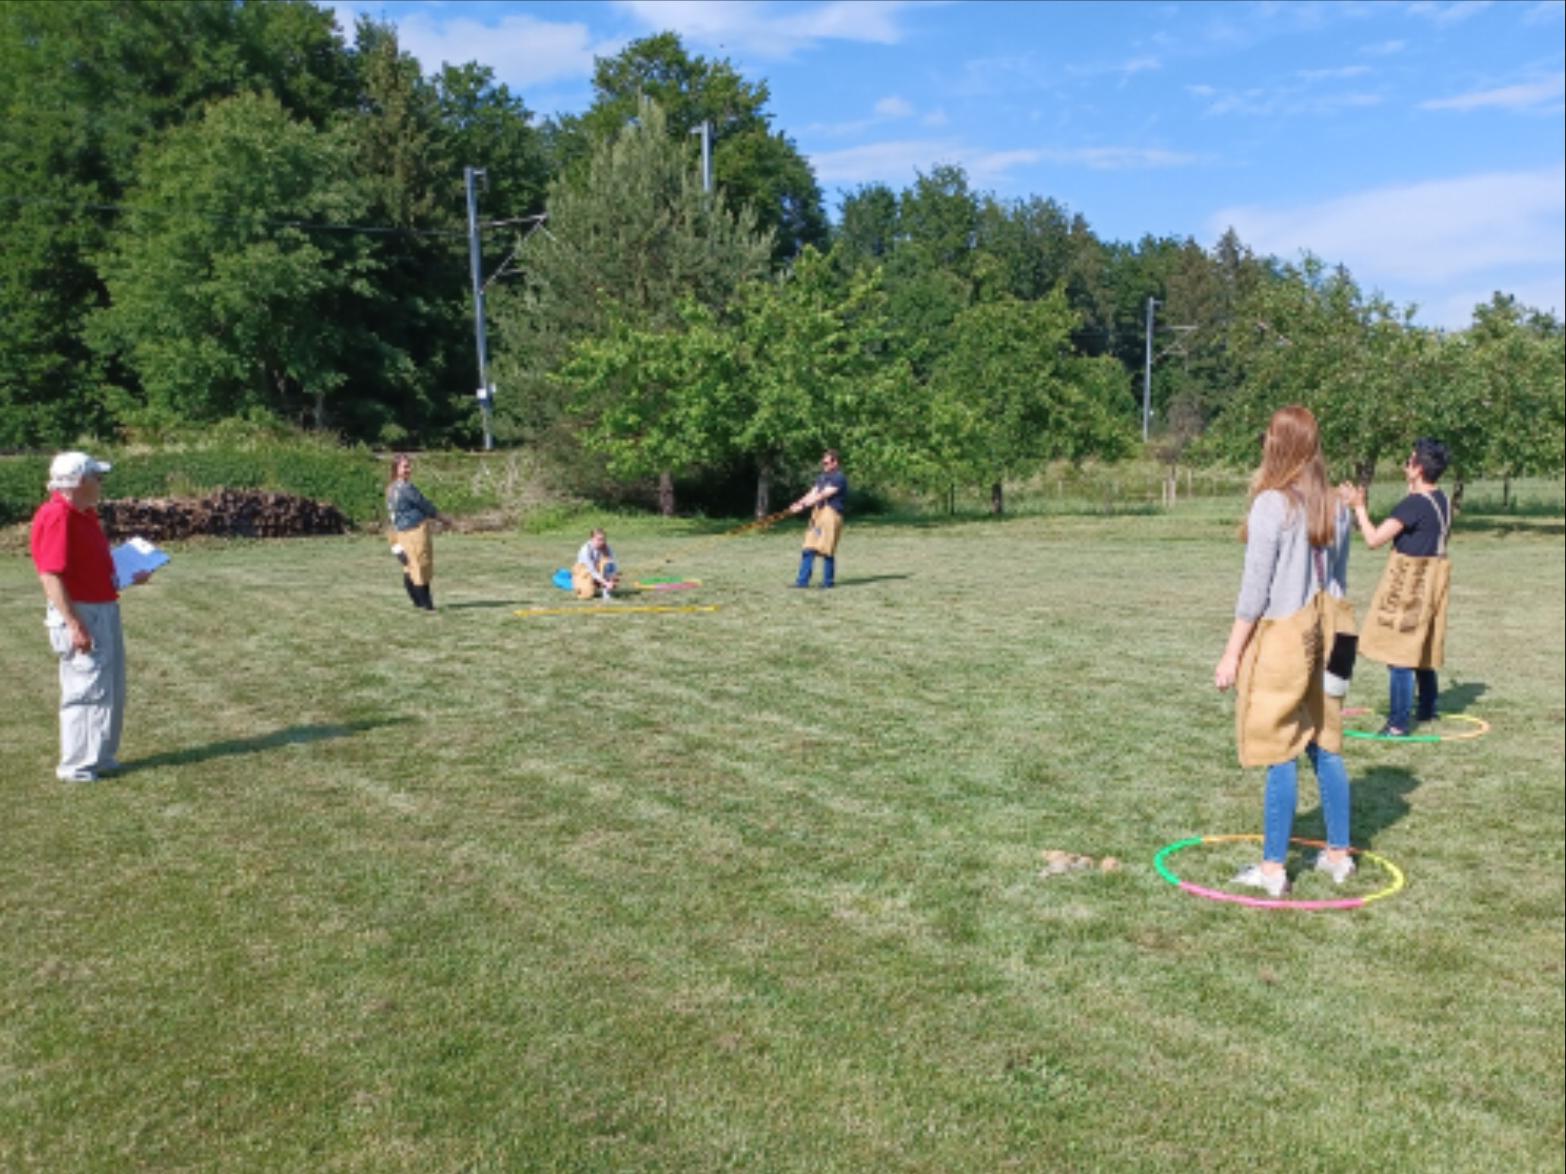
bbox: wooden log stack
[99,489,350,542]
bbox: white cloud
[1419,73,1566,111]
[1360,38,1408,54]
[1067,55,1162,81]
[1212,167,1566,328]
[330,4,619,90]
[809,139,1045,187]
[1210,166,1565,285]
[1296,65,1373,80]
[1522,0,1564,24]
[922,108,951,127]
[1200,86,1384,116]
[874,96,915,118]
[950,53,1050,98]
[1404,0,1495,26]
[1425,277,1565,328]
[611,0,919,59]
[803,95,921,139]
[810,137,1200,188]
[1038,147,1204,170]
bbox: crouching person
[572,529,620,599]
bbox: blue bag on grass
[552,567,574,591]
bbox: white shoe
[1313,851,1356,885]
[1232,863,1291,898]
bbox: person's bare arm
[1214,616,1257,691]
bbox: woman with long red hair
[1214,405,1357,898]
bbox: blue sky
[332,0,1564,329]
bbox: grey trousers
[45,602,126,781]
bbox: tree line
[3,2,1561,513]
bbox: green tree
[836,183,900,263]
[493,98,772,512]
[1441,294,1566,506]
[90,93,381,431]
[1202,256,1421,483]
[559,33,826,262]
[326,22,549,445]
[556,301,740,499]
[728,249,916,513]
[559,247,915,517]
[0,0,353,444]
[930,288,1136,513]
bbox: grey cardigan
[1235,490,1350,622]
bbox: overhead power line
[0,192,533,239]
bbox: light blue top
[1236,490,1350,622]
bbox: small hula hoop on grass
[514,603,720,619]
[1154,834,1405,911]
[1344,712,1490,744]
[632,578,702,592]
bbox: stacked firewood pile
[99,489,350,541]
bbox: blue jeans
[795,549,834,587]
[1388,667,1439,730]
[1263,743,1351,863]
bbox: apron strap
[1418,490,1451,557]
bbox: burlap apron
[803,505,843,557]
[1360,493,1450,670]
[391,521,433,586]
[1235,591,1353,768]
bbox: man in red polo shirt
[30,451,152,782]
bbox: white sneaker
[1313,851,1357,885]
[1232,863,1291,898]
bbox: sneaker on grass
[1313,851,1357,885]
[1231,863,1291,898]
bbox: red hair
[1241,405,1333,547]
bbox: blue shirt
[815,470,847,514]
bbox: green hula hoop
[1344,712,1489,744]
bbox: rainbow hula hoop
[1154,834,1405,911]
[514,603,720,618]
[1344,712,1490,743]
[632,578,702,592]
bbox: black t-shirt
[1390,490,1450,557]
[815,470,848,514]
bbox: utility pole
[691,121,712,193]
[465,165,494,451]
[1142,296,1159,442]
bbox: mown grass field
[2,499,1562,1170]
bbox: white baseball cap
[47,451,113,490]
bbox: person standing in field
[788,449,847,589]
[30,452,154,782]
[1214,407,1358,897]
[572,528,620,599]
[386,454,444,611]
[1345,438,1453,737]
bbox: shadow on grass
[440,600,521,611]
[119,718,399,774]
[1351,677,1487,718]
[1437,679,1487,716]
[829,574,913,587]
[1301,764,1421,850]
[1454,516,1564,537]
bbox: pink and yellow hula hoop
[1155,834,1405,911]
